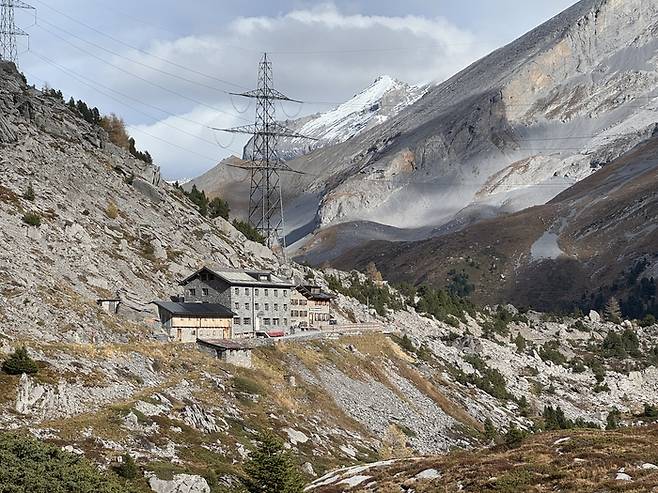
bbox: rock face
[148,474,210,493]
[333,133,658,312]
[197,0,658,263]
[0,61,284,345]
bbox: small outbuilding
[197,338,257,368]
[153,301,235,342]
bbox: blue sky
[17,0,577,179]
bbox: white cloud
[119,4,493,179]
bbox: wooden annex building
[153,301,235,342]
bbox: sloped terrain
[3,57,658,492]
[275,0,657,261]
[308,426,658,492]
[333,131,658,314]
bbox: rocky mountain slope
[3,57,658,492]
[308,426,658,492]
[333,130,658,315]
[272,0,657,261]
[185,76,423,214]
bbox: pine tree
[604,297,622,323]
[115,453,138,479]
[242,432,304,493]
[208,197,230,220]
[2,347,38,375]
[504,422,525,448]
[606,407,621,430]
[483,417,497,442]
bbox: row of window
[233,317,289,326]
[290,299,308,306]
[291,310,308,318]
[234,302,289,311]
[234,287,288,297]
[312,313,331,321]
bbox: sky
[16,0,578,180]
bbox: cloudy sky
[18,0,577,180]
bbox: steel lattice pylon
[0,0,34,65]
[214,53,315,250]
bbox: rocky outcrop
[148,474,210,493]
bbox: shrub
[233,375,264,395]
[640,403,658,418]
[326,273,404,316]
[601,329,641,359]
[457,355,512,400]
[483,417,498,441]
[397,334,415,353]
[504,423,526,448]
[538,341,567,366]
[606,407,621,430]
[0,432,138,492]
[241,431,304,493]
[514,333,527,353]
[23,184,35,201]
[106,201,119,219]
[415,284,474,323]
[233,219,266,245]
[640,314,657,327]
[115,453,138,479]
[208,197,230,220]
[22,211,41,227]
[2,347,38,375]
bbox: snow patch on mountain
[276,76,425,160]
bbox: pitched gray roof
[153,301,235,317]
[180,266,293,288]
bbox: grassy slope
[312,426,658,492]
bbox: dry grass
[312,426,658,492]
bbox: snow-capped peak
[276,75,424,159]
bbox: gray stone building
[180,267,293,338]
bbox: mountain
[185,76,424,219]
[333,131,658,315]
[254,75,426,161]
[271,0,657,260]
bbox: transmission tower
[215,53,315,250]
[0,0,34,65]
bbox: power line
[37,19,234,96]
[28,52,246,162]
[29,0,247,90]
[32,23,252,123]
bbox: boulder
[588,310,601,323]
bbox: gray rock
[148,474,210,493]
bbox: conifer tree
[242,432,304,493]
[2,347,38,375]
[604,297,622,323]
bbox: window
[245,287,250,295]
[291,299,298,305]
[255,288,259,295]
[233,317,240,325]
[234,302,239,310]
[202,288,209,296]
[234,287,239,295]
[283,318,287,325]
[283,289,288,296]
[274,304,278,311]
[273,318,280,325]
[189,288,196,296]
[264,303,269,310]
[255,303,260,310]
[264,289,269,296]
[244,303,249,310]
[283,304,288,311]
[263,318,270,325]
[243,317,251,325]
[274,289,278,297]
